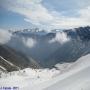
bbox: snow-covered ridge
[0,56,14,66]
[0,66,6,71]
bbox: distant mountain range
[0,26,90,72]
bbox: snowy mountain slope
[0,54,90,90]
[45,66,90,90]
[29,54,90,90]
[44,55,90,90]
[0,68,60,89]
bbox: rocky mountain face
[0,26,90,71]
[0,45,39,72]
[65,26,90,40]
[44,26,90,67]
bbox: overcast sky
[0,0,90,30]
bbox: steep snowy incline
[45,66,90,90]
[29,54,90,90]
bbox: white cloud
[22,38,36,48]
[0,29,12,44]
[1,0,53,27]
[49,6,90,29]
[49,32,70,44]
[1,0,90,29]
[79,7,90,22]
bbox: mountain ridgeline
[0,26,90,71]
